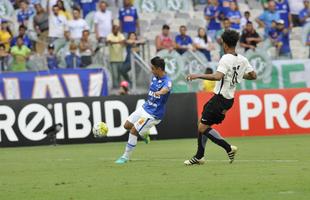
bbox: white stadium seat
[140,12,156,22]
[291,27,302,41]
[175,12,191,19]
[238,3,250,13]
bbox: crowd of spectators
[154,0,310,60]
[0,0,142,89]
[0,0,310,88]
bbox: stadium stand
[0,0,309,94]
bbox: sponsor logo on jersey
[148,91,160,99]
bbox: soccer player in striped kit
[184,30,257,165]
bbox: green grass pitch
[0,135,310,200]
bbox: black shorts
[200,94,234,126]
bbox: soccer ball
[92,122,109,138]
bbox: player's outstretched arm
[186,71,224,81]
[154,88,170,97]
[243,71,257,80]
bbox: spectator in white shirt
[193,27,215,61]
[94,0,112,43]
[48,5,67,42]
[65,7,89,41]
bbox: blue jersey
[227,10,242,30]
[76,0,98,18]
[258,10,280,37]
[17,9,34,24]
[219,0,233,16]
[268,28,278,39]
[11,35,32,49]
[277,30,291,54]
[175,35,193,46]
[65,53,82,68]
[47,54,59,69]
[275,0,290,28]
[143,75,172,119]
[299,8,309,26]
[119,6,138,33]
[204,5,222,31]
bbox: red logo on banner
[196,88,310,137]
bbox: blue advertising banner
[0,68,109,100]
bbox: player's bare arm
[243,71,257,80]
[186,71,224,81]
[115,56,172,164]
[155,88,169,97]
[185,30,252,166]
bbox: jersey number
[231,65,240,86]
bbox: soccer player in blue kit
[115,56,172,164]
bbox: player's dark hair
[151,56,165,71]
[57,0,66,11]
[82,27,89,32]
[221,30,239,48]
[197,27,208,44]
[244,11,250,15]
[223,17,230,22]
[19,24,27,31]
[73,7,81,13]
[162,24,170,30]
[205,67,213,74]
[127,32,137,39]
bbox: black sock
[195,131,208,159]
[203,128,231,153]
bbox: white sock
[123,133,137,159]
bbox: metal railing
[187,49,207,73]
[130,51,152,93]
